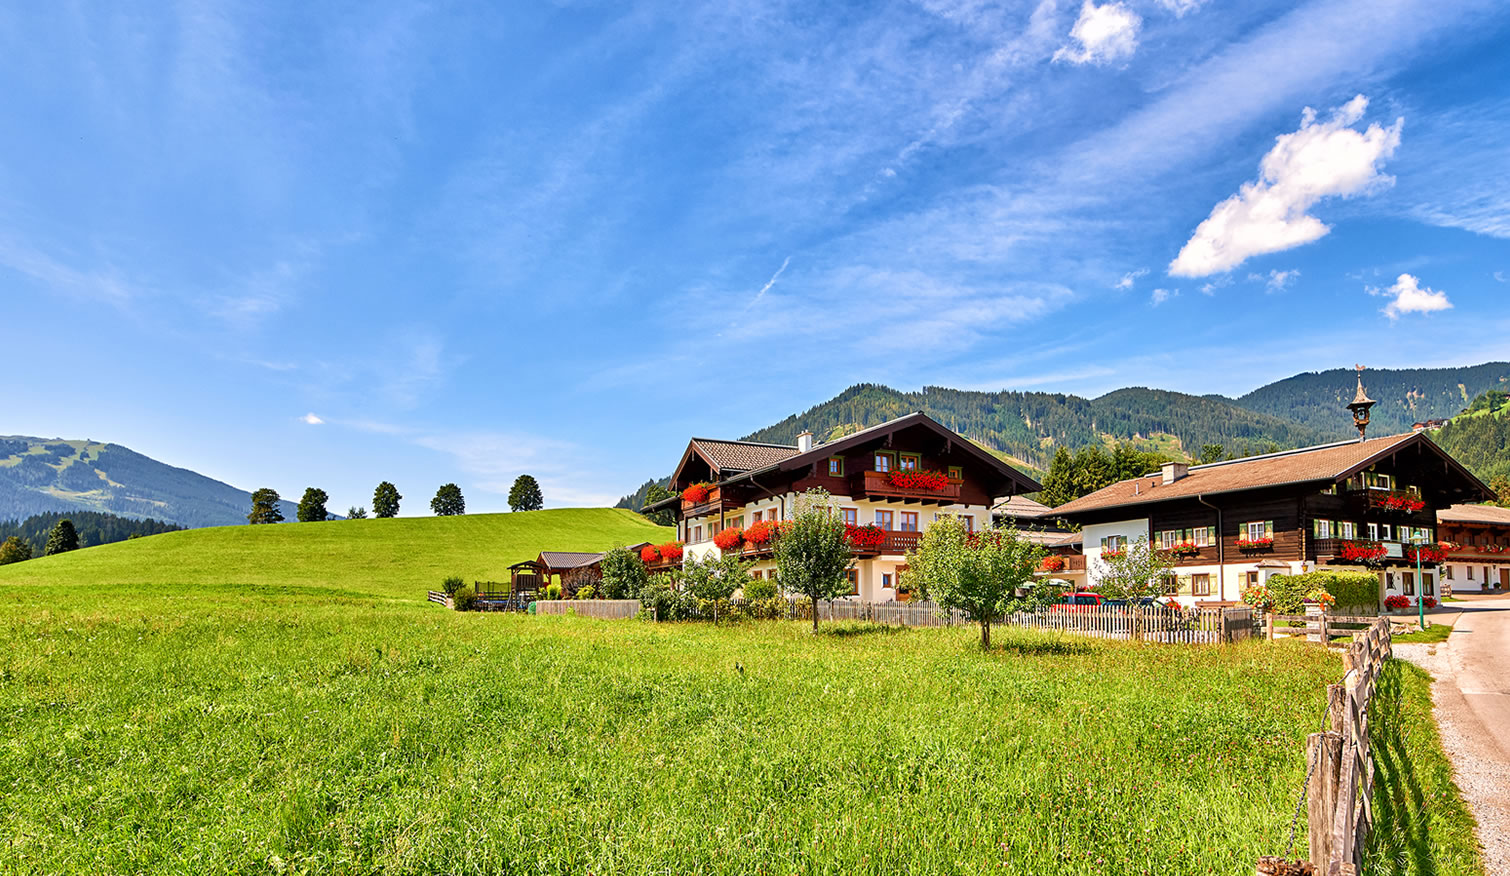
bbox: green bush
[1266,571,1380,614]
[441,575,465,596]
[636,577,699,621]
[452,584,476,612]
[744,577,779,602]
[545,582,562,600]
[576,584,596,600]
[746,595,791,620]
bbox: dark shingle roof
[690,438,799,473]
[538,551,605,570]
[1438,504,1510,525]
[1053,432,1484,516]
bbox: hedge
[1266,571,1380,614]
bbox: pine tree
[0,535,31,565]
[45,519,80,555]
[347,506,368,519]
[373,482,402,518]
[247,488,284,525]
[508,475,543,512]
[296,487,330,522]
[1037,446,1076,508]
[431,483,466,516]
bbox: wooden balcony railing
[681,486,742,519]
[849,470,963,504]
[1312,539,1403,561]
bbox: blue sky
[3,0,1508,513]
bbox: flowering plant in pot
[1170,541,1201,558]
[1101,548,1125,561]
[681,483,714,503]
[1338,541,1387,563]
[713,527,744,551]
[1040,554,1066,572]
[657,542,683,563]
[1405,545,1445,564]
[844,524,887,550]
[1384,594,1410,611]
[886,470,949,491]
[1241,583,1272,610]
[640,545,661,564]
[1305,589,1337,611]
[1235,537,1274,550]
[1371,491,1426,513]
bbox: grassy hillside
[1230,362,1510,439]
[0,508,671,599]
[0,435,298,528]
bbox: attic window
[828,457,844,477]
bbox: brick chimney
[1161,461,1188,484]
[797,431,814,453]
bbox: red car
[1052,591,1103,612]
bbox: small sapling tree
[905,516,1048,648]
[1094,536,1173,640]
[773,488,853,632]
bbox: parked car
[1052,591,1103,612]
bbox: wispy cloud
[1170,95,1403,277]
[1054,1,1141,66]
[1150,287,1174,305]
[1249,268,1300,292]
[1115,268,1148,290]
[746,256,791,310]
[300,413,324,425]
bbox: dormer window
[947,466,963,480]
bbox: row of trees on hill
[0,516,98,565]
[245,475,546,523]
[1431,390,1510,490]
[0,511,182,561]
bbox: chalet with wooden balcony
[1051,429,1491,607]
[1436,504,1510,593]
[645,412,1042,602]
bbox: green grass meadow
[0,510,1485,874]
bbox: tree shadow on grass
[817,621,910,638]
[989,635,1094,657]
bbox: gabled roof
[718,412,1041,495]
[537,551,605,570]
[688,438,800,474]
[1438,504,1510,525]
[996,495,1052,519]
[1053,431,1491,517]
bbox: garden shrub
[635,577,697,621]
[441,575,465,596]
[1266,571,1380,614]
[746,595,790,620]
[576,584,596,600]
[546,582,562,600]
[744,577,778,602]
[452,584,477,612]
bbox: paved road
[1396,593,1510,870]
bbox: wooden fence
[535,599,641,620]
[1291,616,1391,875]
[779,599,1254,643]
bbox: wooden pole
[1307,731,1343,868]
[1327,684,1345,732]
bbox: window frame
[828,456,844,477]
[947,465,963,480]
[874,509,895,530]
[899,511,919,532]
[1191,573,1211,597]
[874,451,896,473]
[841,507,858,527]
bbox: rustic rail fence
[426,590,452,608]
[1260,616,1391,875]
[535,599,641,620]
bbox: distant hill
[740,383,1330,471]
[0,508,672,599]
[0,437,297,528]
[1227,362,1510,439]
[1429,390,1510,485]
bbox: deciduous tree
[45,519,80,555]
[431,483,466,516]
[0,535,31,565]
[373,482,402,518]
[508,475,543,512]
[296,487,330,522]
[904,517,1047,648]
[640,482,675,526]
[599,545,648,600]
[773,488,853,632]
[1094,536,1173,639]
[247,489,284,525]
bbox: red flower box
[681,483,713,503]
[744,520,778,546]
[1405,545,1445,564]
[1040,555,1066,572]
[658,542,683,563]
[1369,491,1426,513]
[845,524,887,550]
[886,470,949,491]
[1235,537,1274,550]
[1338,541,1387,563]
[713,527,744,550]
[1384,594,1410,610]
[640,545,660,564]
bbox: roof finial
[1347,364,1376,442]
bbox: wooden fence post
[1307,731,1343,868]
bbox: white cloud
[1248,268,1299,292]
[1169,95,1403,277]
[1493,271,1506,283]
[1150,288,1174,305]
[1115,268,1148,289]
[300,412,324,425]
[1376,273,1451,320]
[1053,1,1141,66]
[746,256,791,310]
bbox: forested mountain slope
[1429,390,1510,485]
[0,437,296,528]
[1229,363,1510,439]
[0,510,182,555]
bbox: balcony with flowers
[679,482,742,519]
[848,468,962,504]
[640,542,684,572]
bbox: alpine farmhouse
[645,412,1042,602]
